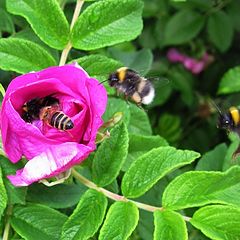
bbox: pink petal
[167,48,186,62]
[7,142,94,186]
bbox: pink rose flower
[0,63,107,186]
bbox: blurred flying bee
[107,67,157,106]
[217,106,240,134]
[22,95,74,130]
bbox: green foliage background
[0,0,240,239]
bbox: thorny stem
[59,0,84,66]
[71,168,191,222]
[2,205,12,240]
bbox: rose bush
[0,63,107,186]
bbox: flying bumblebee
[107,67,156,106]
[22,95,74,131]
[218,106,240,134]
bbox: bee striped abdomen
[50,112,73,130]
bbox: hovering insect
[22,95,74,130]
[107,67,156,106]
[217,106,240,134]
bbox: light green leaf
[61,189,107,240]
[154,210,187,240]
[162,166,240,210]
[103,97,130,125]
[71,0,143,50]
[128,103,152,135]
[190,205,240,240]
[0,83,6,97]
[164,10,205,45]
[6,0,70,49]
[196,143,227,171]
[121,146,200,198]
[11,204,67,240]
[99,202,139,240]
[92,122,129,187]
[122,134,169,172]
[0,38,56,74]
[0,166,7,219]
[207,10,234,52]
[218,66,240,94]
[0,156,26,205]
[27,183,86,209]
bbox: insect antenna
[98,79,108,85]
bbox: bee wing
[147,76,170,88]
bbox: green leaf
[71,0,143,50]
[128,103,152,135]
[11,204,67,240]
[207,10,234,52]
[6,0,70,49]
[92,122,129,187]
[108,48,153,75]
[121,146,200,198]
[0,83,5,97]
[99,202,139,240]
[218,66,240,94]
[61,189,107,240]
[0,166,7,219]
[0,38,56,74]
[196,143,227,171]
[0,9,14,34]
[223,132,240,171]
[27,183,86,209]
[0,156,26,205]
[103,97,130,125]
[190,205,240,240]
[72,54,122,79]
[226,0,240,31]
[122,134,169,172]
[162,166,240,210]
[154,210,187,240]
[164,10,205,45]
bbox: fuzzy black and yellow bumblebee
[22,95,74,130]
[108,67,155,106]
[218,106,240,133]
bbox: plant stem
[3,205,12,240]
[59,0,84,66]
[71,168,191,221]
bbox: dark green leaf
[196,143,227,171]
[162,166,240,210]
[6,0,70,49]
[0,38,56,73]
[154,210,187,240]
[0,9,14,34]
[164,10,205,45]
[99,202,139,240]
[218,66,240,94]
[122,146,200,198]
[108,48,153,75]
[0,166,7,219]
[207,10,234,52]
[61,189,107,240]
[92,122,129,187]
[226,0,240,31]
[27,183,86,209]
[11,204,67,240]
[190,205,240,240]
[71,0,143,50]
[122,134,169,172]
[128,104,152,135]
[0,156,26,205]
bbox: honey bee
[22,95,74,131]
[108,67,156,106]
[218,106,240,134]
